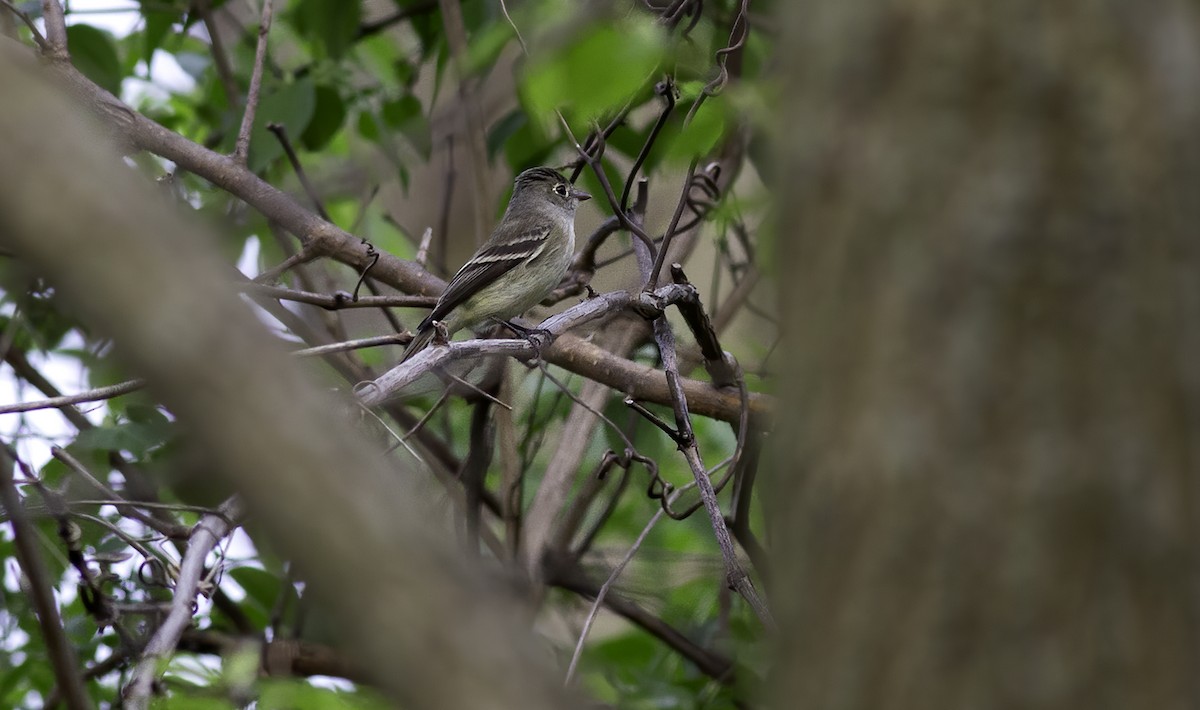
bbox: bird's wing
[421,225,552,328]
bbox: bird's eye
[553,183,569,198]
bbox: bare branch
[564,482,695,683]
[360,288,638,404]
[547,554,735,684]
[668,264,739,387]
[292,334,410,358]
[125,497,244,708]
[652,315,774,629]
[52,447,189,538]
[498,0,528,54]
[0,0,48,51]
[0,377,145,414]
[619,80,677,213]
[0,447,92,710]
[559,115,660,261]
[414,227,434,269]
[267,122,328,220]
[247,284,434,310]
[195,0,239,111]
[39,0,67,58]
[232,0,274,166]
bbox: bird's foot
[497,320,552,362]
[431,320,451,347]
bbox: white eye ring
[553,183,569,197]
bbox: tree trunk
[771,2,1200,708]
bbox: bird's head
[513,167,592,212]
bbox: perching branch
[358,285,716,408]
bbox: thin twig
[498,0,528,54]
[232,0,274,165]
[124,497,244,708]
[557,115,659,262]
[195,0,239,111]
[619,80,677,213]
[402,389,453,441]
[444,370,513,411]
[547,554,735,684]
[266,123,328,220]
[292,334,409,358]
[0,0,48,51]
[252,242,326,284]
[669,264,738,387]
[652,316,774,629]
[647,159,699,289]
[414,227,434,268]
[247,284,434,310]
[0,447,92,710]
[564,482,695,683]
[0,378,145,415]
[52,447,189,538]
[567,112,629,184]
[538,365,635,450]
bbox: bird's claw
[431,320,450,347]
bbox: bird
[400,166,591,363]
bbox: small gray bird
[400,167,591,362]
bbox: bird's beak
[571,186,591,202]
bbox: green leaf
[487,109,526,161]
[258,679,391,709]
[357,110,380,142]
[125,404,169,427]
[664,95,729,163]
[520,19,665,130]
[464,22,513,76]
[74,419,173,457]
[142,8,182,66]
[159,696,235,710]
[502,117,555,173]
[67,25,123,96]
[228,567,280,629]
[380,95,420,127]
[174,51,211,82]
[381,95,431,158]
[248,78,317,172]
[292,0,361,60]
[301,84,346,151]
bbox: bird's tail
[400,324,435,363]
